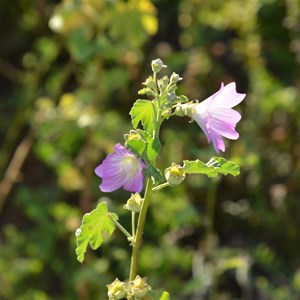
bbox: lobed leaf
[75,202,118,263]
[129,99,156,135]
[183,157,240,178]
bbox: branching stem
[109,214,132,240]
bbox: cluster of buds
[139,58,184,107]
[107,276,151,300]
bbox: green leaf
[129,99,156,135]
[148,290,170,300]
[147,136,161,162]
[183,157,240,178]
[135,129,161,162]
[125,138,147,157]
[138,87,156,97]
[75,202,118,263]
[145,164,163,184]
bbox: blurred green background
[1,0,300,299]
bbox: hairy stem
[129,178,153,280]
[132,212,136,239]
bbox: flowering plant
[75,59,246,299]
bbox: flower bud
[170,72,182,84]
[123,193,143,213]
[129,275,151,298]
[142,76,157,92]
[174,102,197,118]
[107,278,127,300]
[165,163,186,186]
[125,130,141,142]
[151,58,166,73]
[167,92,176,101]
[158,76,169,91]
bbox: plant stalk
[129,178,153,280]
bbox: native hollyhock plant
[95,143,146,193]
[75,59,246,300]
[192,82,246,153]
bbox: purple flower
[192,82,246,153]
[95,144,146,193]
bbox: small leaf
[145,164,163,184]
[138,87,156,97]
[75,202,118,263]
[183,157,240,178]
[129,99,156,135]
[148,290,170,300]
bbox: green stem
[132,212,136,239]
[109,214,132,240]
[129,178,153,280]
[152,182,169,192]
[129,72,162,280]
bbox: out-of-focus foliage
[1,0,300,299]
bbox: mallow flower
[192,82,246,153]
[95,144,146,193]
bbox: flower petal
[210,130,225,153]
[94,144,146,193]
[123,172,144,193]
[212,82,246,108]
[192,82,246,152]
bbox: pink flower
[95,144,146,193]
[193,82,246,153]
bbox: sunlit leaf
[145,164,163,184]
[134,129,160,162]
[125,138,147,157]
[147,136,161,162]
[75,202,117,263]
[129,99,156,135]
[183,157,240,177]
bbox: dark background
[1,0,300,299]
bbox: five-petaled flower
[192,82,246,153]
[95,144,146,193]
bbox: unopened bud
[143,76,157,91]
[158,76,169,91]
[123,193,143,213]
[125,130,140,142]
[174,102,196,118]
[170,72,182,84]
[107,278,127,300]
[151,58,166,74]
[167,92,176,101]
[165,163,186,186]
[129,275,151,298]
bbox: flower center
[121,156,139,173]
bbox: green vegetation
[1,0,300,299]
